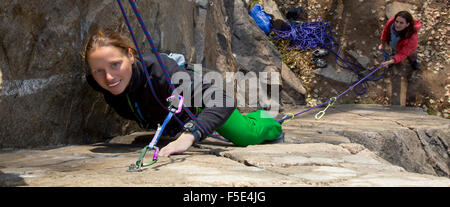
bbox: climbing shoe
[313,48,329,57]
[312,57,327,68]
[286,6,303,21]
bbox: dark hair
[394,11,416,38]
[81,29,137,74]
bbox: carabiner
[282,113,296,125]
[135,145,159,166]
[315,97,337,120]
[128,95,183,172]
[328,97,337,107]
[128,145,160,172]
[315,110,326,120]
[139,146,159,167]
[166,94,184,114]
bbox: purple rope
[116,0,212,137]
[272,19,388,123]
[126,0,210,135]
[128,1,175,89]
[272,19,386,95]
[277,63,384,123]
[272,21,332,50]
[117,0,185,128]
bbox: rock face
[312,64,359,84]
[282,104,450,178]
[386,2,415,19]
[1,105,449,187]
[0,0,304,148]
[1,0,448,187]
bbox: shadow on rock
[89,133,179,154]
[0,170,27,187]
[89,143,140,154]
[150,155,193,172]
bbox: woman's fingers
[158,145,171,157]
[159,133,195,157]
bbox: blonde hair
[81,29,137,74]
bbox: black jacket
[86,52,236,140]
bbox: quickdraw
[314,97,336,120]
[277,58,385,124]
[127,95,184,172]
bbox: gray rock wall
[0,0,304,148]
[0,1,136,147]
[282,104,450,178]
[0,0,201,148]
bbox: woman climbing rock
[379,11,421,70]
[81,29,283,157]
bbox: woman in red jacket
[379,11,421,69]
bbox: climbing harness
[128,95,184,172]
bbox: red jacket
[381,17,421,63]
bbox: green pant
[216,109,282,147]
